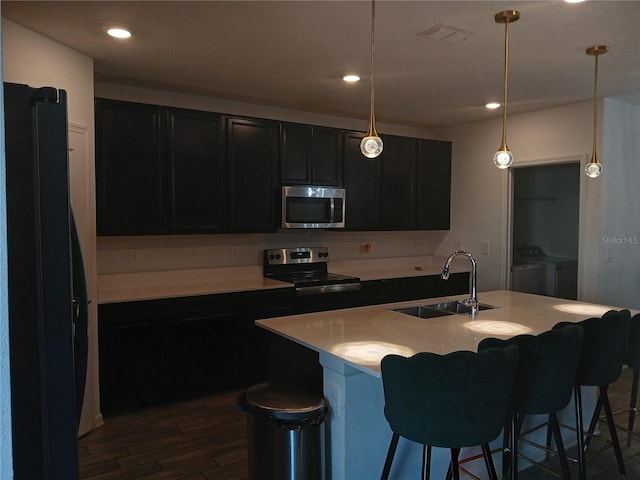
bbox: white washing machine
[514,246,578,300]
[511,263,545,295]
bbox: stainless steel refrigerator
[4,82,88,479]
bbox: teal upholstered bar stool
[479,324,584,480]
[623,313,640,446]
[380,346,519,480]
[554,309,631,480]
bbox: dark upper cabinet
[226,117,279,232]
[167,109,225,232]
[96,98,451,235]
[417,139,452,230]
[280,123,342,186]
[380,135,418,230]
[344,131,381,230]
[96,99,226,235]
[96,99,164,235]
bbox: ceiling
[3,1,640,129]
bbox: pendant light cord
[500,20,509,150]
[368,0,377,137]
[592,51,599,160]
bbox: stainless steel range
[263,247,361,312]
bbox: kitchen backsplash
[97,230,448,274]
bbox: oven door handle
[296,282,361,295]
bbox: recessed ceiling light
[486,102,501,109]
[106,27,132,39]
[564,0,586,3]
[342,74,360,83]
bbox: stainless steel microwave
[281,186,346,229]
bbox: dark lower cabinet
[360,273,468,306]
[173,296,243,398]
[98,273,468,415]
[243,289,296,383]
[99,308,179,415]
[360,278,402,305]
[98,289,295,415]
[435,272,470,297]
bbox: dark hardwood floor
[78,389,248,479]
[79,368,640,479]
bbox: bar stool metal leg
[575,386,586,480]
[628,369,639,447]
[600,387,626,478]
[380,432,399,480]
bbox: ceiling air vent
[417,24,475,43]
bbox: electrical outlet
[454,240,461,251]
[481,241,490,255]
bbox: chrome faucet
[441,250,479,315]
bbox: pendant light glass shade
[493,10,520,169]
[585,45,608,178]
[361,0,383,158]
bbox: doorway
[509,162,580,300]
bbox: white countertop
[256,290,637,378]
[97,255,469,303]
[98,266,291,304]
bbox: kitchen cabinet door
[95,99,165,235]
[311,126,343,186]
[280,123,343,186]
[359,278,402,305]
[242,288,295,383]
[380,135,418,230]
[98,300,181,415]
[173,294,244,397]
[344,131,381,230]
[167,109,225,232]
[434,272,470,297]
[227,117,279,232]
[280,122,312,184]
[417,139,452,230]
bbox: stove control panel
[264,247,329,265]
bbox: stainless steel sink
[425,300,496,314]
[391,300,496,319]
[392,305,454,319]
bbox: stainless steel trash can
[240,383,326,480]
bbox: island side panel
[320,352,453,479]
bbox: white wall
[0,13,15,477]
[434,101,602,301]
[2,18,102,434]
[599,98,640,309]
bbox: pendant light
[585,45,608,178]
[493,10,520,169]
[360,0,383,158]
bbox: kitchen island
[257,290,636,479]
